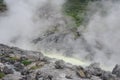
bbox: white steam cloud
[0,0,66,49]
[84,0,120,67]
[0,0,120,69]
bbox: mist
[0,0,120,69]
[0,0,66,49]
[83,0,120,67]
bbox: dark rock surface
[112,64,120,78]
[0,44,119,80]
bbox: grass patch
[21,60,32,66]
[63,0,99,27]
[63,0,89,27]
[0,72,5,79]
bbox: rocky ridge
[0,44,119,80]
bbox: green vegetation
[0,72,5,78]
[21,60,32,66]
[64,0,88,26]
[0,0,7,12]
[63,0,99,27]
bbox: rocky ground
[0,44,119,80]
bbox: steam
[83,0,120,67]
[0,0,66,49]
[0,0,120,69]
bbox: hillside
[0,0,120,80]
[0,44,119,80]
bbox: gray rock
[21,69,30,75]
[112,64,120,77]
[85,63,103,77]
[19,75,32,80]
[0,44,120,80]
[20,55,28,61]
[35,71,53,80]
[3,66,14,74]
[65,74,73,79]
[0,57,10,63]
[55,60,65,69]
[3,72,21,80]
[0,63,5,71]
[90,76,102,80]
[76,66,86,78]
[35,71,42,80]
[14,62,24,71]
[101,71,117,80]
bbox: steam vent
[0,0,120,80]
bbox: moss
[0,72,5,79]
[21,60,32,66]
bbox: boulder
[85,63,103,77]
[55,60,65,69]
[101,71,117,80]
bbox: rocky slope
[0,44,119,80]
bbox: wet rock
[112,64,120,77]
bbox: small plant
[0,72,5,79]
[21,60,32,66]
